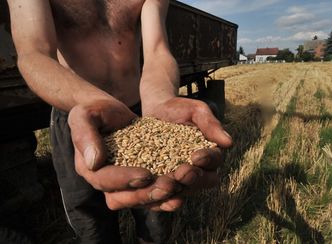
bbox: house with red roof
[304,40,326,59]
[255,48,279,63]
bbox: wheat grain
[104,117,217,175]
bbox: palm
[142,97,232,191]
[144,97,232,147]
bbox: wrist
[73,89,115,108]
[140,78,178,116]
[141,93,177,116]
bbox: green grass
[314,88,326,100]
[312,87,332,121]
[327,164,332,189]
[263,121,289,163]
[237,79,331,242]
[285,96,297,117]
[319,127,332,147]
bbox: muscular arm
[140,0,179,115]
[8,0,113,111]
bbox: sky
[180,0,332,55]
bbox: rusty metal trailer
[167,1,237,121]
[168,1,237,76]
[0,0,237,239]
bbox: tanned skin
[8,0,232,212]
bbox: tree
[302,51,315,62]
[296,45,304,61]
[237,46,245,60]
[276,49,294,62]
[313,35,318,40]
[324,31,332,61]
[239,46,245,55]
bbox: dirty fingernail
[223,131,232,139]
[149,188,170,201]
[129,176,153,188]
[175,184,183,193]
[182,171,199,185]
[160,202,177,212]
[192,153,208,165]
[84,146,97,170]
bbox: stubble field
[18,62,332,243]
[170,62,332,243]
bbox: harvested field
[10,63,331,243]
[171,62,332,243]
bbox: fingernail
[84,146,97,170]
[192,153,208,166]
[183,171,199,185]
[129,176,153,188]
[149,188,170,201]
[223,131,232,139]
[160,202,177,212]
[175,184,183,193]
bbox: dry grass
[27,62,332,243]
[167,63,332,243]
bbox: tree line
[238,31,332,62]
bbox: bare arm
[140,0,180,114]
[139,0,233,198]
[8,0,114,111]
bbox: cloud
[276,4,332,32]
[238,31,329,51]
[188,0,282,16]
[244,31,328,43]
[288,31,329,41]
[238,38,253,44]
[276,8,315,28]
[256,36,282,43]
[310,19,332,30]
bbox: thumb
[68,107,107,170]
[192,106,232,148]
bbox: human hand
[143,97,232,192]
[68,99,183,211]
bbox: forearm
[18,52,113,111]
[140,53,180,114]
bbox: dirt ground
[6,62,332,243]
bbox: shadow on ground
[172,100,325,243]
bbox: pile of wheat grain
[104,117,216,175]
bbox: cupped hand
[143,97,233,191]
[68,99,183,211]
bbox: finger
[75,148,153,191]
[189,170,219,190]
[104,175,182,210]
[144,197,184,212]
[69,106,107,170]
[173,164,219,189]
[191,147,223,170]
[192,104,232,148]
[173,164,204,186]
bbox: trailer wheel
[205,79,225,121]
[0,228,32,244]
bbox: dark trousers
[50,106,172,243]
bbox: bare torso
[49,0,145,107]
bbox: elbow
[17,53,30,76]
[17,53,35,77]
[17,49,57,74]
